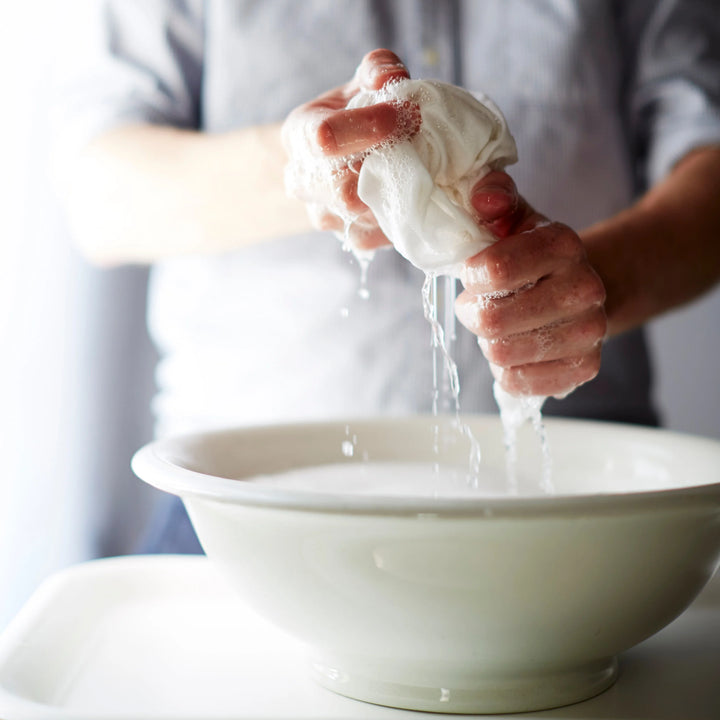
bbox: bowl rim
[131,415,720,518]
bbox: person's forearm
[60,123,313,265]
[582,146,720,337]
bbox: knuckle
[352,226,388,251]
[483,248,513,288]
[485,339,510,366]
[588,273,607,306]
[574,309,607,347]
[504,366,533,396]
[589,308,608,342]
[575,267,606,307]
[552,224,583,261]
[308,204,334,230]
[492,363,515,392]
[500,375,518,395]
[339,175,365,214]
[562,270,607,313]
[317,212,339,231]
[477,306,504,338]
[454,294,478,331]
[460,260,490,290]
[315,119,335,153]
[580,348,602,382]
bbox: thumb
[470,170,540,238]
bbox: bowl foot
[310,655,618,714]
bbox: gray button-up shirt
[55,0,720,436]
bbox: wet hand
[455,171,607,399]
[282,49,414,251]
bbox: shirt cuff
[647,110,720,186]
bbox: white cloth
[349,79,517,275]
[350,80,543,431]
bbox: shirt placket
[401,0,460,83]
[413,1,463,369]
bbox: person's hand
[282,49,416,251]
[455,171,607,399]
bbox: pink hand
[283,49,413,251]
[455,171,607,398]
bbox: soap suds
[348,79,517,276]
[493,383,553,494]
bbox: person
[54,1,720,553]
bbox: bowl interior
[134,415,720,508]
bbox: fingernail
[316,118,338,154]
[471,187,515,220]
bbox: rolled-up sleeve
[622,0,720,189]
[51,0,204,163]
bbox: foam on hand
[348,79,517,275]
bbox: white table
[0,555,717,719]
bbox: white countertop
[0,555,717,719]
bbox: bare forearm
[582,146,720,337]
[60,123,313,265]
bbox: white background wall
[1,3,718,631]
[0,3,159,630]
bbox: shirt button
[422,46,439,67]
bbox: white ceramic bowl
[132,416,720,714]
